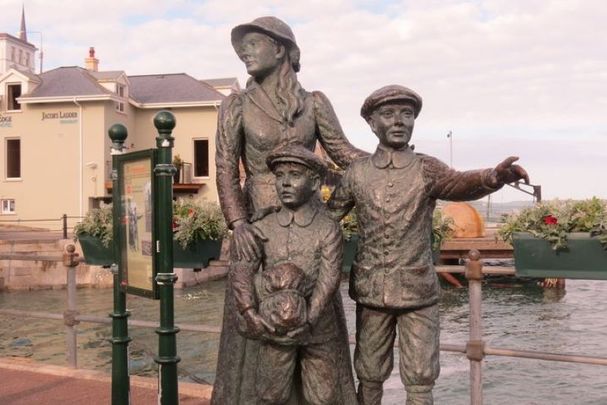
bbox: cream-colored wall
[131,106,219,203]
[0,98,220,228]
[1,102,85,226]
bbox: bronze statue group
[211,16,528,405]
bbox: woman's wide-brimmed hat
[231,16,301,72]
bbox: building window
[7,84,22,111]
[11,47,15,61]
[18,49,23,64]
[1,199,15,214]
[25,53,30,68]
[115,84,125,112]
[6,138,21,179]
[193,139,209,177]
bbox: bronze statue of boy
[229,143,357,404]
[327,84,529,405]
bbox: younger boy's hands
[286,321,311,340]
[243,308,275,336]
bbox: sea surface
[1,277,606,405]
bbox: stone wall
[0,239,112,290]
[0,238,228,291]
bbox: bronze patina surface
[212,16,364,405]
[327,84,528,405]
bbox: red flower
[543,215,558,225]
[172,216,179,230]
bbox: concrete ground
[0,357,212,404]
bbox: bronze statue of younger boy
[328,85,529,405]
[229,143,357,404]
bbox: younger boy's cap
[360,84,422,120]
[267,143,327,177]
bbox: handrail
[0,213,82,239]
[0,250,605,404]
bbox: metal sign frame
[115,149,159,299]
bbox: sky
[1,0,606,202]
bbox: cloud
[1,0,605,200]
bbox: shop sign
[0,114,12,128]
[41,111,78,124]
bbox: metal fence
[0,248,606,405]
[0,214,82,240]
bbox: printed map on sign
[122,157,154,293]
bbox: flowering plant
[75,199,228,249]
[74,206,113,247]
[498,197,607,251]
[172,198,228,248]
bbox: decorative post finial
[154,110,176,151]
[108,124,127,155]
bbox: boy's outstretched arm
[423,155,529,201]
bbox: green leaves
[172,198,228,249]
[74,199,229,250]
[432,209,455,252]
[74,206,113,248]
[498,197,607,251]
[340,211,358,241]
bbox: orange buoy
[441,202,485,238]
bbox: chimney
[85,47,99,72]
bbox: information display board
[116,149,158,299]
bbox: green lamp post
[108,123,131,405]
[153,111,180,404]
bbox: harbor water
[1,278,606,404]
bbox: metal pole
[62,214,68,239]
[465,250,485,405]
[153,111,180,405]
[63,244,80,368]
[108,124,131,405]
[448,130,453,168]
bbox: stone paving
[0,357,212,404]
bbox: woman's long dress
[211,83,366,405]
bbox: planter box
[342,235,359,273]
[78,234,113,267]
[513,232,607,280]
[173,239,222,269]
[78,235,222,270]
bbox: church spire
[19,5,27,42]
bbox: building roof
[128,73,225,105]
[89,70,126,81]
[0,33,36,49]
[26,66,112,98]
[10,65,40,82]
[203,77,239,87]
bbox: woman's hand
[232,219,268,262]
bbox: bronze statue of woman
[212,16,366,405]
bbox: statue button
[387,182,394,187]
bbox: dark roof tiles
[128,73,225,104]
[27,66,111,98]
